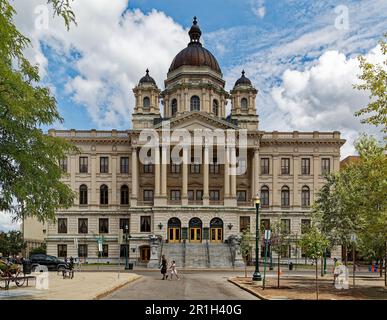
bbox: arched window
[121,185,129,205]
[212,99,219,116]
[281,186,290,207]
[171,99,178,116]
[190,96,200,111]
[301,186,310,207]
[241,98,248,110]
[143,97,150,110]
[100,184,108,205]
[261,186,269,206]
[79,184,88,205]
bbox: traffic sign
[264,230,271,240]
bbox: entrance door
[210,228,223,243]
[189,227,201,243]
[168,227,181,243]
[140,246,150,262]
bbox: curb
[94,275,142,300]
[227,278,270,300]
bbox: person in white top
[168,260,180,280]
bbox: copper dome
[234,70,252,87]
[168,17,221,74]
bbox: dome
[139,69,156,85]
[168,17,221,74]
[234,70,252,87]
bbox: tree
[299,225,330,300]
[239,226,253,278]
[0,231,26,257]
[354,34,387,132]
[29,244,47,256]
[0,0,78,223]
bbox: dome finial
[242,70,245,76]
[189,16,202,44]
[146,68,149,74]
[193,16,197,25]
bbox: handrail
[205,240,210,268]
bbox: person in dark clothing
[160,255,168,280]
[69,256,74,270]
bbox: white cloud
[251,0,266,19]
[0,212,20,232]
[13,0,188,129]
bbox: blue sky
[1,0,385,231]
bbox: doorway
[140,246,150,262]
[210,217,223,243]
[167,217,181,243]
[189,217,202,243]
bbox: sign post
[263,229,271,289]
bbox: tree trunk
[321,256,324,277]
[315,258,319,300]
[245,263,247,278]
[344,244,348,266]
[278,252,280,288]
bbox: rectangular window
[143,164,153,173]
[261,219,270,231]
[100,157,109,173]
[261,158,270,174]
[143,190,154,202]
[78,218,88,234]
[119,218,129,234]
[170,190,181,201]
[209,163,220,174]
[321,158,331,175]
[209,190,220,201]
[78,244,88,258]
[58,218,67,234]
[188,190,194,201]
[79,157,88,173]
[99,218,109,234]
[120,157,129,174]
[190,164,200,174]
[59,158,68,172]
[170,164,181,174]
[101,244,108,258]
[301,158,310,175]
[301,219,311,234]
[196,190,203,200]
[261,188,269,206]
[281,219,291,234]
[240,216,250,232]
[57,244,67,258]
[237,190,246,202]
[140,216,151,232]
[281,158,290,175]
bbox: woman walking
[169,260,180,280]
[160,255,168,280]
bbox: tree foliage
[0,231,26,257]
[0,0,78,223]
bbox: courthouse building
[44,18,345,267]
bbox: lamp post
[253,195,262,281]
[125,224,130,270]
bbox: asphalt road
[103,271,259,300]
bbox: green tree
[29,244,47,256]
[299,225,330,300]
[0,0,78,223]
[0,231,26,257]
[354,34,387,132]
[239,226,253,278]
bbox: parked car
[29,254,68,271]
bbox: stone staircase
[184,243,208,268]
[160,243,184,267]
[208,243,233,268]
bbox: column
[293,156,299,207]
[224,146,230,198]
[203,146,209,205]
[161,147,167,197]
[90,155,96,205]
[272,156,279,208]
[230,147,237,198]
[251,152,255,199]
[131,147,138,206]
[313,155,320,197]
[154,146,161,197]
[182,147,188,205]
[253,148,259,198]
[111,155,117,205]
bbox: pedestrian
[160,255,168,280]
[69,256,74,270]
[169,260,180,280]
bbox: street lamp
[253,194,262,281]
[124,224,130,270]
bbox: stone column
[130,147,138,206]
[224,146,230,198]
[253,148,259,198]
[293,156,299,208]
[111,155,117,205]
[154,146,161,203]
[230,147,237,198]
[161,146,168,197]
[182,147,188,205]
[90,155,96,205]
[313,155,319,198]
[272,156,279,208]
[203,146,209,205]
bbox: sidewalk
[1,272,141,300]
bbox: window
[301,219,311,234]
[209,160,219,174]
[143,190,153,202]
[78,244,88,258]
[59,158,67,172]
[261,186,269,206]
[301,186,310,207]
[120,244,129,257]
[100,184,108,205]
[79,157,88,173]
[79,184,88,205]
[212,99,219,116]
[170,163,181,174]
[58,218,67,234]
[261,158,270,174]
[171,99,178,116]
[301,158,310,175]
[261,219,270,230]
[281,186,290,207]
[143,164,153,173]
[101,244,108,258]
[321,158,331,175]
[99,218,109,234]
[78,218,88,234]
[170,190,181,201]
[120,218,129,234]
[100,157,109,173]
[196,190,203,200]
[143,97,150,109]
[188,190,194,201]
[237,190,246,202]
[57,244,67,258]
[281,158,290,175]
[120,157,129,174]
[240,216,250,232]
[190,96,200,111]
[190,163,200,174]
[281,219,291,234]
[241,98,248,110]
[120,185,129,205]
[209,190,220,201]
[140,216,151,232]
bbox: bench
[0,275,36,290]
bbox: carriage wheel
[15,271,25,287]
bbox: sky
[1,0,386,231]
